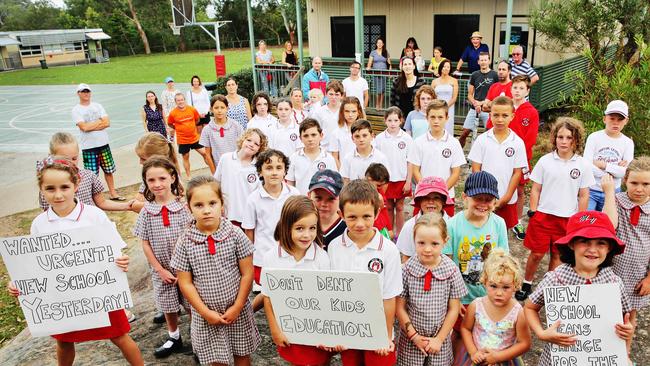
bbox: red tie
[423,270,433,291]
[161,206,170,227]
[219,127,225,137]
[631,206,641,226]
[207,236,216,255]
[585,278,592,285]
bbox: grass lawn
[0,46,306,85]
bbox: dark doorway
[433,15,481,62]
[331,16,386,58]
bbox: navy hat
[464,171,499,199]
[308,169,343,197]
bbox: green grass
[0,46,302,85]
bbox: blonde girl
[396,213,467,366]
[459,249,530,365]
[262,196,331,366]
[171,176,260,365]
[329,96,365,169]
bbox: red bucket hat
[411,176,454,207]
[554,211,625,255]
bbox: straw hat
[470,31,483,39]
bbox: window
[433,15,481,62]
[43,44,63,55]
[330,16,386,58]
[19,45,41,56]
[63,42,83,52]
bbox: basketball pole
[246,0,258,92]
[296,0,304,68]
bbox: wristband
[527,210,536,218]
[408,332,419,340]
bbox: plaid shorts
[82,144,116,175]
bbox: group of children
[5,72,649,366]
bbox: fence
[0,54,22,71]
[253,64,303,98]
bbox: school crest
[522,118,530,127]
[317,162,326,170]
[247,173,257,183]
[570,168,581,179]
[505,147,515,157]
[442,148,452,158]
[290,133,298,141]
[367,258,384,273]
[398,141,406,150]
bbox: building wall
[21,50,85,68]
[307,0,573,66]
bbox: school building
[0,28,111,71]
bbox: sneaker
[252,283,262,294]
[515,283,532,301]
[125,310,136,323]
[512,223,526,240]
[153,311,166,324]
[154,335,183,358]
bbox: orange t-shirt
[168,106,200,144]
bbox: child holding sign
[171,176,260,365]
[523,211,635,366]
[262,196,332,366]
[396,213,467,366]
[459,249,530,365]
[10,157,143,365]
[133,156,192,358]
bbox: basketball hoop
[169,22,182,36]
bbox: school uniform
[328,126,355,161]
[396,212,449,258]
[397,255,467,366]
[322,218,347,251]
[313,106,340,148]
[199,119,243,167]
[247,114,277,137]
[529,263,630,366]
[31,202,130,342]
[407,131,466,199]
[340,147,390,181]
[287,148,338,194]
[524,152,595,253]
[170,220,260,365]
[468,129,527,228]
[268,120,303,158]
[292,109,308,124]
[38,168,104,210]
[214,151,260,224]
[374,130,414,199]
[133,199,192,313]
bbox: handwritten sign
[263,269,389,350]
[544,284,627,366]
[0,226,134,337]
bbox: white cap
[604,100,628,118]
[76,83,91,92]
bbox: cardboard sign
[263,269,389,350]
[544,283,627,366]
[0,226,134,337]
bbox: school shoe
[125,310,137,323]
[153,311,166,324]
[515,283,532,302]
[154,335,183,358]
[512,223,526,240]
[252,283,262,294]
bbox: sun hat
[308,169,343,197]
[76,83,91,92]
[464,171,499,199]
[554,211,625,254]
[603,100,628,118]
[470,31,483,39]
[411,176,453,206]
[164,76,174,83]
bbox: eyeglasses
[350,65,361,69]
[512,53,523,55]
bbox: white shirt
[340,147,390,180]
[292,109,308,124]
[328,126,355,160]
[313,105,340,148]
[342,77,369,108]
[214,151,260,223]
[287,148,339,194]
[396,212,449,257]
[531,151,596,217]
[186,88,211,115]
[268,120,303,158]
[247,114,278,137]
[583,130,635,192]
[71,102,109,150]
[407,131,466,198]
[242,183,301,266]
[328,228,403,299]
[374,129,414,182]
[468,129,528,204]
[260,243,331,296]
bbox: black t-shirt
[469,69,498,101]
[322,218,347,251]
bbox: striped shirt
[509,59,538,78]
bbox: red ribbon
[423,270,433,291]
[585,278,592,285]
[207,236,216,255]
[631,205,641,226]
[219,127,225,137]
[161,206,170,227]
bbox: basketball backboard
[171,0,195,27]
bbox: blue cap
[164,76,174,83]
[308,169,343,197]
[464,171,499,199]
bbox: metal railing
[254,64,303,98]
[0,55,23,71]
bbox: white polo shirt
[260,242,331,296]
[530,151,596,217]
[313,106,340,148]
[247,114,277,137]
[242,183,301,266]
[268,120,303,158]
[374,129,414,182]
[340,147,390,180]
[287,148,339,194]
[468,129,527,204]
[328,126,355,160]
[342,77,369,108]
[71,102,110,150]
[328,228,403,299]
[214,151,260,223]
[407,131,466,198]
[396,212,449,258]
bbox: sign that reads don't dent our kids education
[544,283,627,366]
[263,269,389,350]
[0,225,134,337]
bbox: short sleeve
[340,154,352,179]
[442,218,456,255]
[396,230,415,257]
[513,140,528,168]
[450,139,467,167]
[233,226,254,259]
[71,106,83,124]
[199,127,210,147]
[241,194,257,230]
[404,112,414,132]
[89,173,105,195]
[399,270,409,298]
[167,111,176,126]
[96,103,107,117]
[214,155,225,181]
[286,153,297,181]
[618,278,631,314]
[580,159,596,188]
[361,79,369,91]
[495,216,509,252]
[469,72,478,87]
[170,238,191,272]
[529,155,546,184]
[467,136,484,164]
[449,266,469,299]
[328,130,340,153]
[192,107,200,120]
[529,272,555,306]
[406,141,421,166]
[382,248,403,299]
[133,210,149,240]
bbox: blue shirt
[460,44,490,73]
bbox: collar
[277,242,318,261]
[486,128,515,142]
[617,192,650,213]
[353,146,377,158]
[552,150,578,162]
[186,219,234,244]
[404,255,456,280]
[209,119,233,131]
[275,119,298,130]
[553,263,617,285]
[259,182,292,199]
[143,199,185,215]
[297,147,327,159]
[341,228,384,250]
[426,130,449,142]
[382,129,405,139]
[47,201,84,222]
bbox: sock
[169,328,180,339]
[521,282,532,291]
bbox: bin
[39,59,48,69]
[214,54,226,77]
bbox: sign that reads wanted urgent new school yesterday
[263,269,389,350]
[544,283,627,366]
[0,226,134,337]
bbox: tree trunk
[289,30,296,45]
[126,0,151,54]
[280,6,296,44]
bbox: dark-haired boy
[341,119,389,184]
[287,118,338,194]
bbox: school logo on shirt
[522,118,530,127]
[505,147,515,157]
[367,258,384,273]
[247,173,257,183]
[570,168,581,179]
[398,141,406,150]
[317,162,326,170]
[290,133,298,141]
[442,148,452,158]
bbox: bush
[208,68,255,101]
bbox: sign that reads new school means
[0,226,134,337]
[263,269,389,350]
[544,283,627,366]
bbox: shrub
[208,68,255,101]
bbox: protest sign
[544,283,627,366]
[0,225,134,337]
[263,269,389,350]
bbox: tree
[278,0,307,45]
[0,0,62,30]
